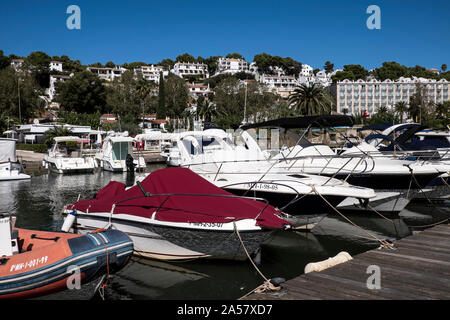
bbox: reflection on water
[0,164,448,300]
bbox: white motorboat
[239,116,449,213]
[43,136,96,174]
[0,138,30,181]
[166,129,377,215]
[95,135,146,172]
[62,167,293,261]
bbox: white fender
[304,251,352,274]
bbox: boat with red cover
[63,167,293,261]
[0,216,134,299]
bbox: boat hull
[0,228,133,300]
[69,212,277,261]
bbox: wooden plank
[242,224,450,300]
[342,257,450,298]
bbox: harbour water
[1,164,449,300]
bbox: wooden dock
[242,223,450,300]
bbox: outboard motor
[125,154,135,172]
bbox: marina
[0,162,448,300]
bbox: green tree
[442,64,447,73]
[394,101,408,123]
[136,78,153,129]
[0,50,11,70]
[324,61,334,73]
[24,51,51,89]
[164,74,189,118]
[157,72,166,119]
[288,83,334,116]
[331,65,369,82]
[55,70,107,114]
[175,53,196,63]
[43,126,74,148]
[0,67,40,126]
[226,53,244,59]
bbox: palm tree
[136,78,152,130]
[288,83,333,116]
[196,102,224,123]
[43,126,74,148]
[394,101,408,123]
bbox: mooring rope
[310,185,395,249]
[233,221,281,298]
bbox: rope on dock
[233,221,281,298]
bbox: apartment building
[259,74,299,98]
[86,66,127,81]
[216,57,249,75]
[187,83,212,99]
[134,65,167,83]
[332,77,450,115]
[49,61,63,72]
[171,62,208,79]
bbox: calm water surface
[1,164,449,300]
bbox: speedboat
[0,215,133,299]
[0,138,30,181]
[239,116,448,213]
[95,135,146,172]
[169,129,376,215]
[62,167,293,261]
[43,136,96,174]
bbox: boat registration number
[10,256,48,272]
[189,222,224,228]
[245,183,278,191]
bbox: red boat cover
[68,168,290,229]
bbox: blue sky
[1,0,449,70]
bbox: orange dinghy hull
[0,228,133,299]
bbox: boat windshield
[112,141,129,160]
[54,141,83,157]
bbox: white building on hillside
[187,83,212,99]
[259,74,299,98]
[171,62,209,79]
[46,74,71,101]
[332,77,450,116]
[49,61,63,72]
[216,58,249,75]
[11,59,24,71]
[134,65,167,83]
[87,66,127,81]
[300,64,313,77]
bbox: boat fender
[61,210,77,232]
[304,251,352,274]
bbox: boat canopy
[68,167,290,229]
[135,132,179,141]
[240,115,354,130]
[0,139,17,162]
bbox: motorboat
[0,215,133,299]
[43,136,96,174]
[62,167,293,261]
[95,135,146,172]
[169,129,376,215]
[239,116,449,213]
[0,138,30,181]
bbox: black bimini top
[240,115,355,130]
